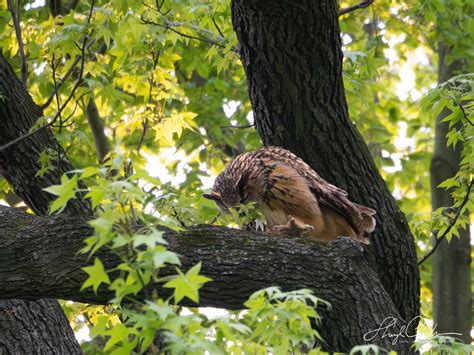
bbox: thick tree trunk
[0,206,414,352]
[430,45,471,343]
[0,299,81,354]
[231,0,419,325]
[0,54,85,353]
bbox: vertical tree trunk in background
[430,45,471,343]
[86,99,110,163]
[0,299,80,354]
[0,54,84,354]
[231,0,419,326]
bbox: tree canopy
[0,0,472,353]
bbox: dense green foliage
[0,0,473,353]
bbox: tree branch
[418,179,473,265]
[40,36,97,110]
[339,0,374,16]
[0,1,96,154]
[141,17,227,48]
[7,0,27,88]
[221,123,255,129]
[85,99,110,163]
[0,205,411,352]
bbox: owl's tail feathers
[354,204,377,234]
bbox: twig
[0,0,95,154]
[418,179,473,265]
[82,312,95,328]
[142,0,224,41]
[136,268,150,299]
[152,0,170,15]
[210,13,225,40]
[221,124,255,129]
[171,206,187,228]
[209,211,221,225]
[339,0,374,16]
[51,54,64,182]
[41,36,97,110]
[125,46,159,223]
[458,102,473,126]
[7,0,27,88]
[50,54,62,119]
[131,48,158,158]
[0,122,53,153]
[56,100,79,127]
[141,17,226,49]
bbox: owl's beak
[202,191,223,203]
[203,191,230,213]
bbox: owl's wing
[259,147,376,234]
[261,163,321,220]
[304,169,376,234]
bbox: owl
[203,146,376,244]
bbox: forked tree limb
[0,205,412,352]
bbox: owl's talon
[269,215,314,237]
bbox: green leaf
[132,229,167,248]
[104,323,137,351]
[85,184,110,208]
[146,299,175,320]
[152,247,181,268]
[81,258,111,293]
[80,166,100,179]
[163,262,212,303]
[43,174,78,214]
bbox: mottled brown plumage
[203,146,376,244]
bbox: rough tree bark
[0,54,85,353]
[429,45,471,343]
[0,206,414,352]
[231,0,420,324]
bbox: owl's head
[203,173,245,212]
[203,154,251,212]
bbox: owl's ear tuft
[203,191,223,202]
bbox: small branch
[339,0,374,16]
[125,46,159,222]
[221,124,255,129]
[210,13,225,40]
[164,18,225,42]
[209,211,221,225]
[0,120,56,153]
[140,17,227,49]
[41,36,97,110]
[51,54,64,182]
[0,0,95,154]
[458,102,473,126]
[7,0,27,88]
[170,206,187,228]
[418,179,473,265]
[134,119,149,158]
